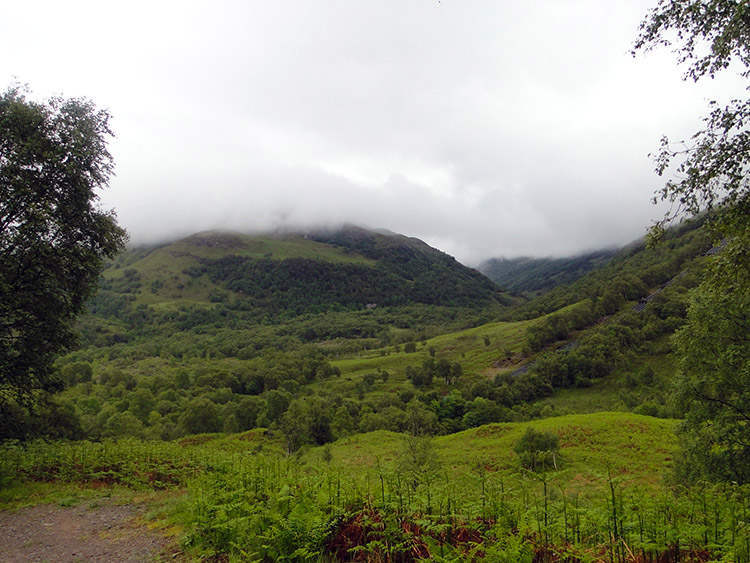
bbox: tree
[634,1,750,482]
[331,405,355,439]
[180,397,221,434]
[265,389,291,423]
[671,244,750,482]
[305,396,333,445]
[279,400,309,454]
[435,358,452,385]
[397,434,441,493]
[513,427,560,472]
[60,361,93,386]
[463,397,506,428]
[634,0,750,240]
[634,0,750,83]
[404,399,438,436]
[129,387,155,423]
[0,85,127,404]
[236,395,264,430]
[103,411,147,439]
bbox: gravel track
[0,500,181,563]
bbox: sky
[1,0,744,265]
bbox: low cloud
[2,0,741,264]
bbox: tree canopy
[635,0,750,482]
[635,0,750,82]
[634,0,750,238]
[672,243,750,483]
[0,85,127,404]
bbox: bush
[513,427,560,472]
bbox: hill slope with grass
[76,226,511,355]
[7,412,744,563]
[19,217,713,448]
[100,227,507,312]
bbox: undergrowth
[1,435,749,562]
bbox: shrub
[513,427,560,472]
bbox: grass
[117,230,376,266]
[325,318,538,399]
[4,413,748,563]
[301,412,678,497]
[103,231,377,305]
[535,339,678,414]
[1,413,676,507]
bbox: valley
[2,219,745,562]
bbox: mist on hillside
[7,1,741,265]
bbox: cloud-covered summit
[1,0,743,264]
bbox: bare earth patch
[0,500,181,563]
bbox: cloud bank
[1,0,743,264]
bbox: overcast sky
[2,1,744,264]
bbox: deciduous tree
[634,0,750,239]
[513,427,560,472]
[671,239,750,482]
[0,85,127,404]
[634,0,750,481]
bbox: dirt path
[0,500,182,563]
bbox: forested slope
[0,218,712,445]
[478,248,617,295]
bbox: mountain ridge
[95,225,510,320]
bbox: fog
[1,0,743,264]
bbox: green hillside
[6,217,711,447]
[3,218,748,562]
[301,411,678,493]
[5,412,744,562]
[89,227,508,329]
[478,248,618,296]
[101,229,377,304]
[502,218,713,320]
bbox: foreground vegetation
[1,413,748,562]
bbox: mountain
[99,226,507,311]
[80,227,510,349]
[478,249,618,296]
[17,216,711,448]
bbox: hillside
[478,248,618,296]
[4,217,708,446]
[96,227,507,312]
[6,412,724,563]
[75,227,512,353]
[3,218,745,562]
[500,218,713,321]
